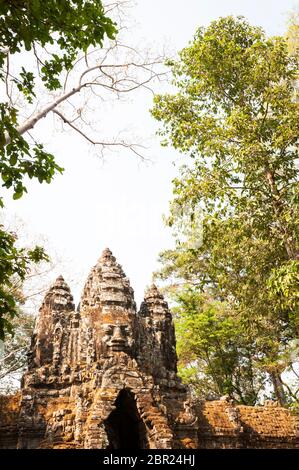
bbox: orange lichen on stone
[0,393,21,426]
[198,400,240,433]
[180,437,197,449]
[195,399,299,448]
[238,404,298,437]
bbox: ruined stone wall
[1,393,298,449]
[0,394,21,449]
[196,398,299,448]
[0,249,298,449]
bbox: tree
[0,309,34,394]
[152,16,299,405]
[0,1,164,338]
[0,225,48,339]
[173,288,266,404]
[286,9,299,56]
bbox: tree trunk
[270,370,287,407]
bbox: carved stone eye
[103,324,113,335]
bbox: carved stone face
[102,323,130,354]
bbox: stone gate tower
[1,248,298,449]
[16,248,198,449]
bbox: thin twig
[53,108,147,159]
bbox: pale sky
[3,0,298,308]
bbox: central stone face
[16,248,198,449]
[79,248,138,361]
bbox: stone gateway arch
[0,249,298,449]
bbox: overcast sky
[3,0,298,308]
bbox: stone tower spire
[80,248,136,312]
[79,248,137,361]
[138,283,177,377]
[29,275,75,369]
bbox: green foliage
[0,1,116,89]
[152,16,299,405]
[0,102,63,206]
[0,226,48,340]
[268,261,299,332]
[0,308,35,394]
[172,288,265,404]
[286,10,299,56]
[0,1,116,339]
[14,68,36,104]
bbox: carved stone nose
[109,325,127,352]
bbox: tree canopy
[173,289,265,404]
[152,16,299,406]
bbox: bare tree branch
[53,108,147,159]
[4,43,166,156]
[2,0,168,160]
[4,84,87,144]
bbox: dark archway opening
[104,389,148,449]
